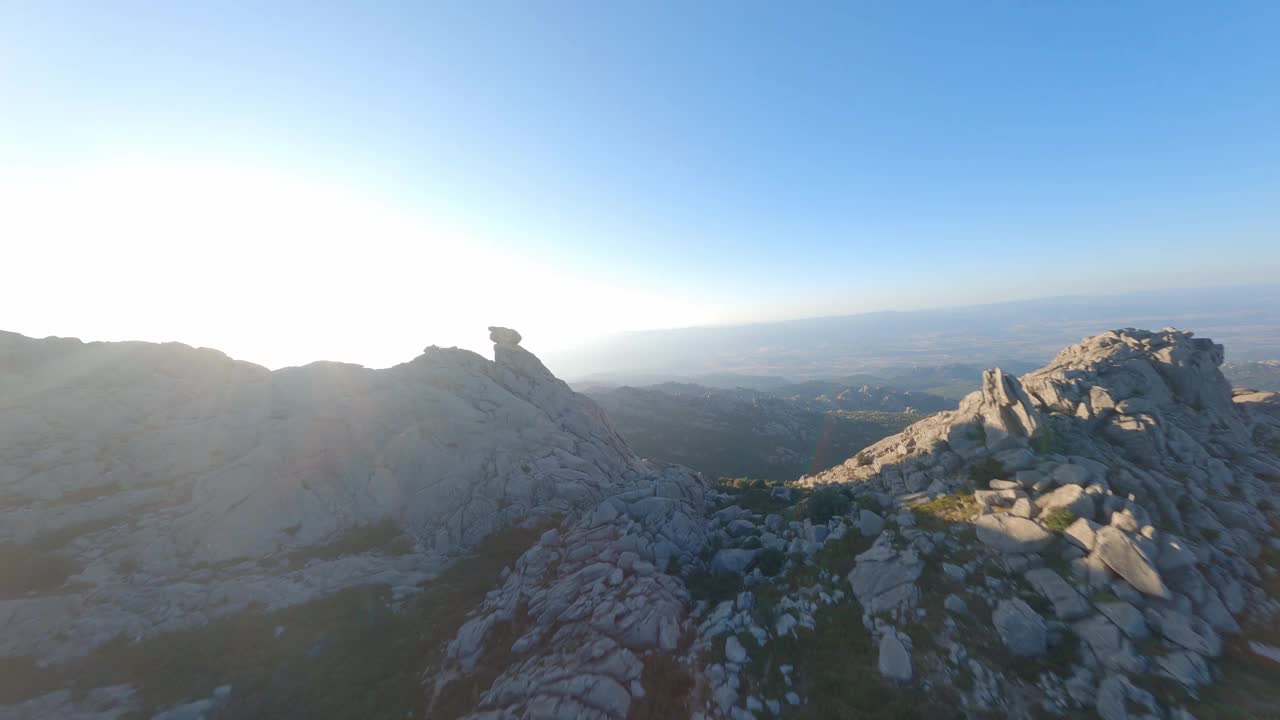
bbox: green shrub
[911,493,979,531]
[1041,507,1076,532]
[807,488,851,524]
[967,457,1006,489]
[758,548,786,577]
[718,477,768,491]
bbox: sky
[2,1,1279,368]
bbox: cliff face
[0,327,647,661]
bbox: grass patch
[911,493,979,531]
[1041,507,1077,533]
[737,599,965,719]
[0,525,545,719]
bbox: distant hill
[547,284,1280,381]
[584,381,938,480]
[1224,360,1280,392]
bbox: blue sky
[2,2,1278,366]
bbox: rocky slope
[4,326,1279,720]
[772,328,1280,718]
[433,327,1280,720]
[0,327,651,665]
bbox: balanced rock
[488,326,523,345]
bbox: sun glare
[2,159,714,368]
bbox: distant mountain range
[548,284,1280,382]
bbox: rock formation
[779,328,1280,718]
[0,326,645,663]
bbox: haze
[3,2,1279,369]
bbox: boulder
[488,326,523,345]
[1024,568,1091,620]
[878,631,912,682]
[944,594,969,615]
[942,563,967,582]
[1052,464,1093,487]
[1095,602,1149,640]
[847,542,922,614]
[1073,614,1148,673]
[1093,526,1171,599]
[1034,484,1095,520]
[1063,517,1101,551]
[1157,651,1211,688]
[1096,675,1158,720]
[725,635,748,664]
[859,510,885,538]
[1149,608,1223,657]
[992,598,1047,657]
[976,514,1053,554]
[711,549,760,576]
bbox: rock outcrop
[789,328,1280,719]
[0,326,645,662]
[429,464,711,719]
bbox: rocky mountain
[426,327,1280,720]
[585,383,932,481]
[4,326,1280,720]
[1225,360,1280,392]
[0,327,670,666]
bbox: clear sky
[2,2,1278,368]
